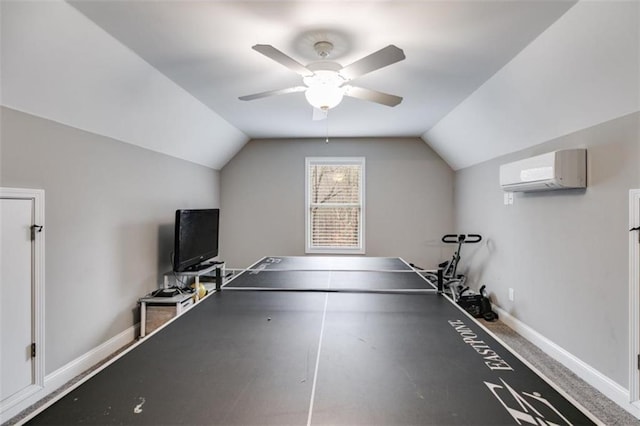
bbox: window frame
[305,156,366,254]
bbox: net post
[437,268,443,295]
[215,266,222,292]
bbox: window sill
[305,248,365,255]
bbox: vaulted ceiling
[68,0,575,141]
[2,1,637,170]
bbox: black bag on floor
[457,292,484,317]
[457,285,499,321]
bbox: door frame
[0,187,45,413]
[630,189,640,404]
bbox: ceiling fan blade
[252,44,313,77]
[344,86,403,107]
[312,107,328,121]
[339,45,406,80]
[239,86,307,101]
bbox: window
[305,157,365,254]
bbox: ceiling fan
[239,41,406,115]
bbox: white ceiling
[68,0,576,141]
[4,1,636,171]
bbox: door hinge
[31,342,36,358]
[31,224,43,241]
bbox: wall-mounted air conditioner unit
[499,149,587,192]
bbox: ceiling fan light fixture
[305,85,344,110]
[303,70,345,110]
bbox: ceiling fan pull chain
[325,110,330,144]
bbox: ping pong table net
[219,257,440,295]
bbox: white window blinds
[305,157,365,253]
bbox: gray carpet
[4,320,639,425]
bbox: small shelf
[163,262,225,289]
[140,294,194,336]
[139,262,224,338]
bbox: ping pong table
[24,256,599,425]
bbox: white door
[0,198,34,401]
[630,189,640,403]
[0,188,44,415]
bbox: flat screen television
[173,208,219,272]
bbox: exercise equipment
[422,234,482,297]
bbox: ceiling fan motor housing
[313,41,334,58]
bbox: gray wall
[454,112,640,386]
[0,107,220,373]
[220,138,454,268]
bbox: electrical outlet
[508,288,515,302]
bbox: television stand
[140,262,225,338]
[182,261,224,273]
[164,262,225,291]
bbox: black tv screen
[173,209,219,272]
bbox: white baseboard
[1,325,137,423]
[495,306,640,420]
